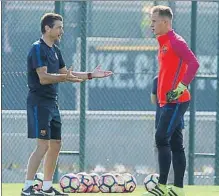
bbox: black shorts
[27,104,62,140]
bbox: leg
[26,139,49,180]
[155,108,174,186]
[43,139,61,181]
[156,102,189,186]
[42,105,63,191]
[170,128,186,188]
[167,160,174,185]
[154,144,159,174]
[23,105,51,194]
[41,107,68,195]
[168,121,183,184]
[154,105,161,174]
[153,129,159,174]
[167,103,189,196]
[168,113,186,185]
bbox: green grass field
[2,184,219,196]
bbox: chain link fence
[2,1,219,185]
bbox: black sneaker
[21,186,43,196]
[40,187,69,196]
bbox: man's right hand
[66,67,83,83]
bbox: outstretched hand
[91,65,113,78]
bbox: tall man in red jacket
[143,5,199,196]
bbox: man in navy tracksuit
[21,13,112,196]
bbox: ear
[163,19,169,26]
[164,18,171,25]
[45,25,51,33]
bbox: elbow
[194,57,200,69]
[39,77,48,85]
[39,79,47,85]
[189,60,200,74]
[194,59,200,70]
[193,61,200,75]
[38,72,49,85]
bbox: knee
[155,132,169,147]
[170,141,184,153]
[49,140,62,153]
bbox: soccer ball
[99,173,118,193]
[90,173,100,193]
[77,172,94,193]
[34,173,44,190]
[114,173,126,193]
[122,173,137,192]
[144,173,159,191]
[59,173,80,193]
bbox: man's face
[46,20,64,41]
[150,12,168,36]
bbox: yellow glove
[166,82,187,103]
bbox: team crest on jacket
[40,130,47,136]
[161,45,168,53]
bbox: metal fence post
[188,1,197,185]
[169,1,176,29]
[79,1,87,172]
[53,1,62,183]
[214,1,219,185]
[55,1,61,14]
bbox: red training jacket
[157,30,199,107]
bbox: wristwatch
[87,73,92,80]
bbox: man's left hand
[91,65,113,78]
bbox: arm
[169,33,200,85]
[59,66,90,80]
[59,65,113,80]
[71,71,91,80]
[31,45,67,85]
[33,45,82,85]
[151,76,158,104]
[37,66,67,85]
[37,66,82,85]
[166,33,200,102]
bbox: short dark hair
[151,5,173,20]
[41,13,63,34]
